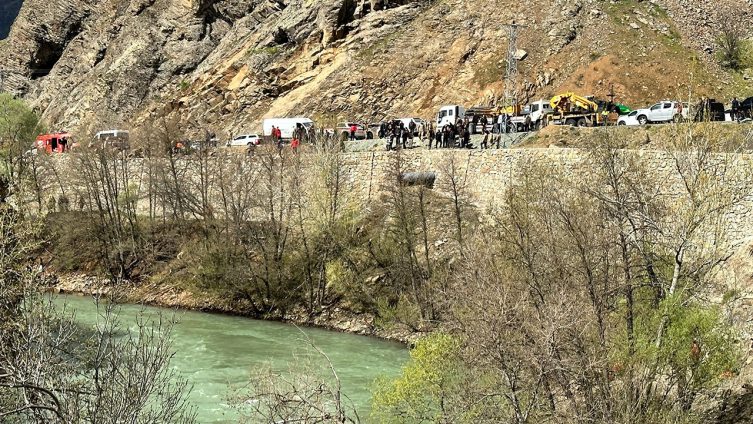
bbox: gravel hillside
[1,0,752,138]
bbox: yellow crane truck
[548,92,609,127]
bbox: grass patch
[473,55,505,88]
[245,46,282,57]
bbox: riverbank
[50,273,421,344]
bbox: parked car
[617,110,641,126]
[739,97,753,120]
[693,99,725,122]
[227,134,261,147]
[336,122,371,140]
[633,101,686,125]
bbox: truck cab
[436,105,465,129]
[508,100,554,131]
[525,100,553,123]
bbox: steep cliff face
[1,0,752,138]
[0,0,23,39]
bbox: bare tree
[231,328,360,423]
[73,145,143,282]
[0,202,195,423]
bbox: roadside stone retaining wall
[32,148,753,247]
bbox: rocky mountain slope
[1,0,752,139]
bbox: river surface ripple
[56,294,408,423]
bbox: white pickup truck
[633,101,688,125]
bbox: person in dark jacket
[480,129,489,149]
[391,123,400,148]
[732,97,740,122]
[401,123,408,149]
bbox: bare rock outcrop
[1,0,752,139]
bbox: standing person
[463,126,471,149]
[525,114,532,132]
[409,120,416,139]
[350,123,357,141]
[435,129,442,149]
[391,122,400,148]
[401,123,408,149]
[458,123,466,148]
[271,126,277,143]
[480,129,489,149]
[732,97,740,122]
[291,137,300,152]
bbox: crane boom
[550,92,599,114]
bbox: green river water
[57,294,409,423]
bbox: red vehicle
[35,132,73,153]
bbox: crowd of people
[378,116,520,151]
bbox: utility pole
[502,21,526,109]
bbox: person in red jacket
[349,124,357,141]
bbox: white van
[436,105,465,129]
[93,130,130,150]
[262,118,314,140]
